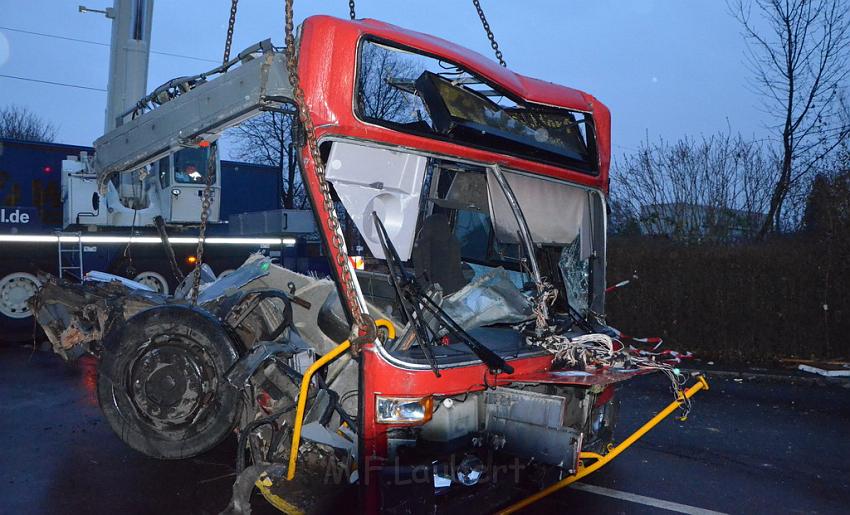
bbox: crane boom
[92,40,293,189]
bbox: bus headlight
[376,396,433,425]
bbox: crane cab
[154,146,221,223]
[62,145,220,228]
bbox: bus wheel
[0,272,42,319]
[133,271,170,295]
[98,305,240,459]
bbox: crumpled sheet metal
[84,271,156,292]
[441,267,533,331]
[29,254,319,361]
[31,274,166,360]
[195,255,272,304]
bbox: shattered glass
[440,267,533,330]
[559,235,590,316]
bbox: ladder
[57,232,84,280]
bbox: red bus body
[294,16,618,508]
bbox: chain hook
[471,0,506,67]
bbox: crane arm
[92,40,294,189]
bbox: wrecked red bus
[32,15,706,514]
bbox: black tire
[97,305,241,459]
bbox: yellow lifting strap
[285,318,396,481]
[498,375,710,514]
[255,471,305,515]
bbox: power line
[0,25,219,64]
[0,73,106,92]
[1,26,110,47]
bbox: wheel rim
[0,272,41,319]
[133,271,170,295]
[128,335,218,431]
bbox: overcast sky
[0,0,770,159]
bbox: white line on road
[570,482,728,515]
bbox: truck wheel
[97,305,241,459]
[133,271,170,295]
[0,272,41,319]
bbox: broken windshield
[355,39,598,173]
[324,140,605,349]
[424,161,601,318]
[559,235,591,316]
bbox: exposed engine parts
[528,330,693,418]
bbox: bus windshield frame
[354,38,599,175]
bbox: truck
[0,137,323,339]
[30,9,707,515]
[1,0,325,338]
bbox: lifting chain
[223,0,239,64]
[284,0,373,344]
[191,144,218,304]
[471,0,506,67]
[349,0,356,20]
[190,0,239,304]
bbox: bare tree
[730,0,850,236]
[356,43,420,121]
[0,105,56,142]
[229,111,308,209]
[612,132,775,242]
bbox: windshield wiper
[488,164,554,337]
[372,212,514,376]
[372,212,441,377]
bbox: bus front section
[288,16,678,512]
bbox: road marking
[570,482,728,515]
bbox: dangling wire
[530,331,693,419]
[471,0,506,67]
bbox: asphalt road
[1,343,848,514]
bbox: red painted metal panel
[364,346,648,397]
[297,15,611,192]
